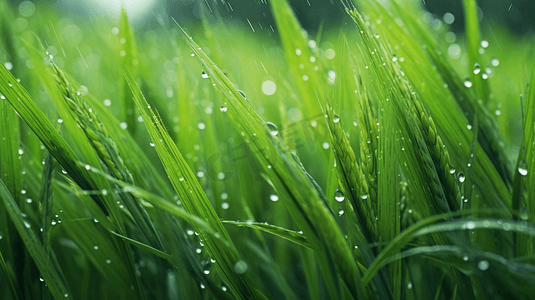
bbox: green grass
[0,0,534,299]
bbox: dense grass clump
[1,0,534,299]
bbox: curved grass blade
[177,23,362,300]
[126,73,268,300]
[222,220,311,249]
[0,179,70,300]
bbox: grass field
[1,0,534,299]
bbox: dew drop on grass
[270,194,279,202]
[234,260,248,274]
[220,105,227,112]
[463,255,469,261]
[106,259,111,264]
[333,114,340,123]
[457,172,466,183]
[481,40,489,48]
[197,122,205,130]
[201,71,209,79]
[463,78,472,88]
[322,142,329,149]
[85,165,91,170]
[478,260,489,271]
[449,164,456,174]
[222,202,229,209]
[473,63,481,74]
[334,189,345,202]
[266,122,278,136]
[338,208,344,216]
[464,221,476,229]
[519,207,528,220]
[203,263,211,275]
[491,59,499,66]
[120,122,127,129]
[518,160,528,176]
[239,90,247,99]
[407,282,412,289]
[149,141,155,147]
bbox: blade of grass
[0,179,70,300]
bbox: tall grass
[0,0,534,299]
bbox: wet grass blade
[222,220,311,249]
[177,22,362,299]
[0,179,70,300]
[126,72,268,300]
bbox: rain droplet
[334,189,345,202]
[463,78,472,88]
[266,122,278,136]
[449,163,456,174]
[477,260,489,271]
[518,160,528,176]
[491,59,499,67]
[481,40,489,48]
[333,114,340,123]
[221,202,229,209]
[220,105,227,112]
[407,282,412,289]
[270,194,279,202]
[234,260,248,274]
[149,141,155,147]
[201,71,209,79]
[519,207,528,220]
[85,165,91,170]
[457,173,466,183]
[473,63,481,74]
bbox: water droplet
[149,141,155,147]
[520,207,528,220]
[203,262,211,275]
[473,63,481,74]
[261,80,277,96]
[270,194,279,202]
[234,260,248,274]
[481,40,489,48]
[462,255,469,261]
[197,122,205,130]
[457,173,465,183]
[120,122,127,129]
[477,260,489,271]
[201,71,209,79]
[463,78,472,88]
[491,59,499,67]
[338,208,344,215]
[333,114,340,123]
[518,160,528,176]
[18,149,24,155]
[222,202,229,209]
[322,142,329,149]
[239,90,247,99]
[464,221,476,229]
[266,122,278,136]
[106,259,111,264]
[85,165,91,170]
[295,48,302,56]
[64,293,69,298]
[220,105,227,112]
[407,282,412,289]
[449,164,456,174]
[334,189,345,202]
